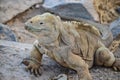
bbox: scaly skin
[22,13,120,80]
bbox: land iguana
[22,13,120,80]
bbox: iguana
[93,0,120,24]
[22,13,120,80]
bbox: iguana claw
[113,58,120,71]
[22,57,42,76]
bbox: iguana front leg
[22,41,43,76]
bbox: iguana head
[25,13,61,38]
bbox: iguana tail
[109,18,120,53]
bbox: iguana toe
[113,58,120,71]
[22,58,42,76]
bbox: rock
[42,0,81,8]
[35,4,40,9]
[0,0,43,23]
[0,23,17,41]
[110,18,120,39]
[45,3,94,21]
[0,41,33,80]
[51,74,68,80]
[43,0,99,21]
[81,0,99,21]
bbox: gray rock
[51,74,67,80]
[110,17,120,38]
[0,23,17,41]
[43,0,99,21]
[45,3,94,21]
[43,0,82,8]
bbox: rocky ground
[0,0,120,80]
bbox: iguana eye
[40,22,43,25]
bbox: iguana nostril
[30,21,33,23]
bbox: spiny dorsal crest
[65,21,101,37]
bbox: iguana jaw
[25,24,50,32]
[24,22,52,37]
[25,22,42,32]
[24,23,43,39]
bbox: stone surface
[43,0,81,8]
[81,0,99,21]
[51,74,67,80]
[0,23,17,41]
[0,40,120,80]
[110,18,120,38]
[46,3,94,21]
[43,0,99,21]
[0,0,43,23]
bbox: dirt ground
[4,3,120,80]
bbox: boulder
[110,18,120,38]
[0,0,43,23]
[46,3,94,21]
[0,23,17,41]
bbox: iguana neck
[58,22,79,47]
[37,32,59,46]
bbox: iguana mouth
[25,25,50,32]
